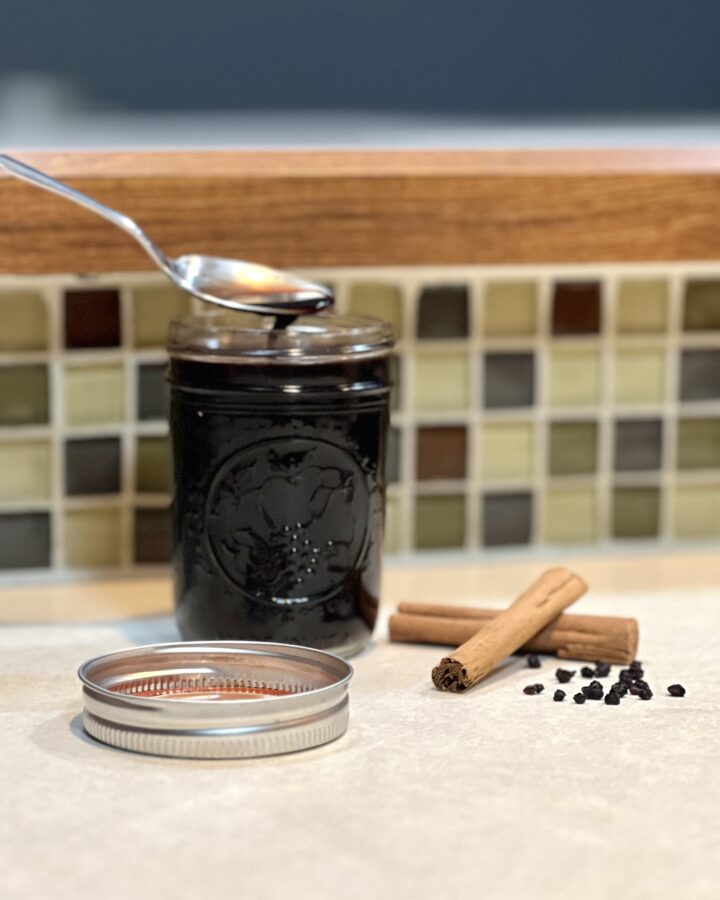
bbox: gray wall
[1,0,719,113]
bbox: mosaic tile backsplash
[2,264,720,579]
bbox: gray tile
[483,492,533,546]
[0,513,50,569]
[134,508,173,564]
[484,353,535,409]
[417,285,469,339]
[65,438,121,495]
[614,419,663,471]
[680,350,720,402]
[138,363,169,420]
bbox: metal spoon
[0,153,333,316]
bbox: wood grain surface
[2,149,720,273]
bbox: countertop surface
[2,554,719,900]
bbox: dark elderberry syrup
[167,314,394,656]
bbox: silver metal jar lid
[78,641,353,760]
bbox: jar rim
[168,312,395,363]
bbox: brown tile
[416,427,467,480]
[134,507,173,563]
[64,289,121,348]
[551,282,601,335]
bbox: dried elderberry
[582,681,604,700]
[553,689,566,702]
[667,684,686,697]
[573,692,586,704]
[555,668,576,683]
[527,654,541,668]
[638,687,653,700]
[594,661,611,678]
[523,683,545,695]
[581,666,596,678]
[612,682,628,697]
[604,691,621,705]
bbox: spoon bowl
[172,254,333,316]
[0,154,333,316]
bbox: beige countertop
[2,553,719,900]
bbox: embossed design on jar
[206,437,370,605]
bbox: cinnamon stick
[431,567,587,693]
[391,603,638,665]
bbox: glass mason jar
[167,312,394,657]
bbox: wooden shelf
[2,149,720,273]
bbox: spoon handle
[0,154,172,275]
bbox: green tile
[683,280,720,331]
[64,508,122,567]
[677,418,720,469]
[0,440,51,502]
[549,422,598,476]
[483,281,537,336]
[132,284,192,348]
[136,436,172,493]
[413,352,469,412]
[480,422,534,482]
[616,279,668,333]
[0,365,49,426]
[549,349,601,408]
[0,291,49,351]
[348,283,403,338]
[673,484,720,538]
[64,364,125,426]
[383,495,403,554]
[612,487,660,539]
[544,487,598,544]
[614,348,665,405]
[389,354,401,412]
[415,495,465,549]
